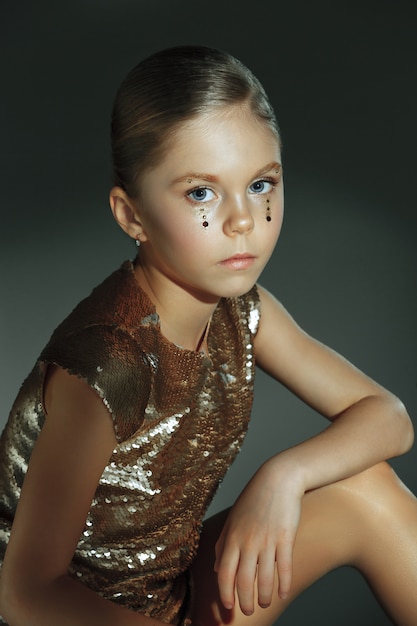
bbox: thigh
[190,484,362,626]
[190,462,417,626]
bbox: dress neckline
[124,258,215,360]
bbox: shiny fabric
[0,259,260,624]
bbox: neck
[134,262,218,352]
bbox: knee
[339,461,394,493]
[338,461,401,495]
[331,462,416,530]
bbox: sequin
[0,260,261,625]
[248,307,260,334]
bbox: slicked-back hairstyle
[111,45,279,197]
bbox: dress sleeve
[230,284,261,337]
[39,325,151,442]
[244,284,261,336]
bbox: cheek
[265,219,282,258]
[261,199,284,255]
[153,217,210,261]
[259,193,284,230]
[275,203,284,235]
[271,191,284,232]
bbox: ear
[109,187,148,243]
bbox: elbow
[0,576,25,625]
[0,571,38,626]
[0,574,20,625]
[392,395,414,455]
[403,411,414,454]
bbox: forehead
[178,103,278,144]
[156,105,281,176]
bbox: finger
[235,552,258,616]
[257,549,276,608]
[215,541,240,610]
[213,531,224,573]
[276,540,294,600]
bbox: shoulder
[39,259,155,374]
[40,325,152,442]
[256,284,300,333]
[254,284,311,374]
[253,286,387,419]
[38,261,155,441]
[49,260,152,333]
[245,284,302,350]
[222,284,262,337]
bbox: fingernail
[259,602,270,609]
[243,609,254,616]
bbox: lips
[219,253,256,270]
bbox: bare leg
[190,462,417,626]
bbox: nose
[223,197,254,236]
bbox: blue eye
[249,180,274,194]
[188,187,215,202]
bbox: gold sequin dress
[0,260,260,625]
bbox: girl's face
[135,105,283,302]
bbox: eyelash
[187,187,216,203]
[249,178,278,195]
[186,178,279,204]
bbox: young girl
[0,45,416,626]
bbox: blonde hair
[111,45,279,197]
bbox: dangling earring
[266,198,272,222]
[135,236,141,247]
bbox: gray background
[1,1,416,624]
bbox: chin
[215,278,259,300]
[184,272,261,302]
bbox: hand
[214,458,305,616]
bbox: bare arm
[254,284,413,490]
[0,367,165,626]
[215,285,413,615]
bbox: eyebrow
[253,161,282,178]
[172,172,218,184]
[172,161,282,185]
